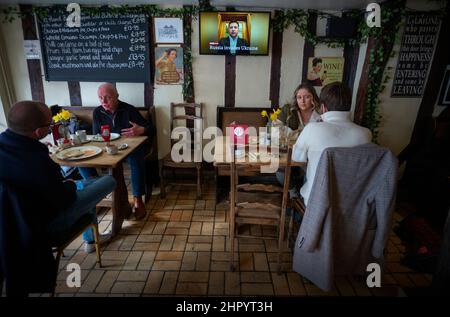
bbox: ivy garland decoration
[272,4,405,141]
[1,3,445,136]
[1,4,200,102]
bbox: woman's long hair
[290,82,321,114]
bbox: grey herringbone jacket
[293,143,398,291]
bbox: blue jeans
[78,145,145,197]
[46,175,116,243]
[275,166,305,194]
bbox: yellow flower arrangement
[52,109,71,123]
[261,108,281,123]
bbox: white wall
[279,25,304,106]
[0,1,445,157]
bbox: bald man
[78,83,154,220]
[0,101,116,257]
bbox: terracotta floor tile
[110,281,145,294]
[156,251,184,261]
[208,272,225,295]
[159,272,179,294]
[176,282,208,295]
[143,271,164,294]
[241,283,274,296]
[137,251,156,270]
[152,260,182,271]
[50,178,425,297]
[95,270,120,293]
[181,251,197,271]
[240,272,271,283]
[179,271,209,283]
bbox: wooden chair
[49,213,102,296]
[229,146,292,273]
[159,102,204,199]
[288,196,306,248]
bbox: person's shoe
[83,233,111,253]
[133,196,147,220]
[151,187,160,196]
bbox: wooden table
[213,136,305,169]
[213,136,305,203]
[51,136,147,236]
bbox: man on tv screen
[218,21,250,55]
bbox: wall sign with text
[38,11,150,82]
[391,13,441,97]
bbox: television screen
[199,11,270,56]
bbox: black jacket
[92,101,155,140]
[217,36,250,55]
[0,129,77,296]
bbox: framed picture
[154,18,184,43]
[155,46,184,85]
[306,57,344,87]
[437,65,450,106]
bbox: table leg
[110,163,132,236]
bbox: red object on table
[51,122,61,144]
[101,125,111,143]
[229,124,248,146]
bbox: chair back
[229,145,293,272]
[0,182,57,296]
[170,102,203,149]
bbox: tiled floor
[47,176,432,297]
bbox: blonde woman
[278,82,321,131]
[276,82,321,197]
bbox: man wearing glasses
[0,101,116,295]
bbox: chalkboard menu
[39,11,150,82]
[391,13,441,97]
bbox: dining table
[213,136,305,168]
[50,135,148,236]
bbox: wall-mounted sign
[23,40,41,59]
[154,18,184,44]
[306,57,344,87]
[391,13,441,97]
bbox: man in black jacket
[217,21,250,55]
[78,83,154,219]
[0,101,115,296]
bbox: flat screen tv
[199,11,270,56]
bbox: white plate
[88,133,121,142]
[56,146,102,161]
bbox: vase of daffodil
[52,109,72,143]
[261,108,282,139]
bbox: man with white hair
[78,83,155,220]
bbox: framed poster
[154,18,184,43]
[391,13,441,97]
[155,46,184,85]
[437,65,450,106]
[306,57,344,87]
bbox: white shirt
[292,111,372,205]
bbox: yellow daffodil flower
[270,113,277,121]
[261,110,268,118]
[60,110,71,121]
